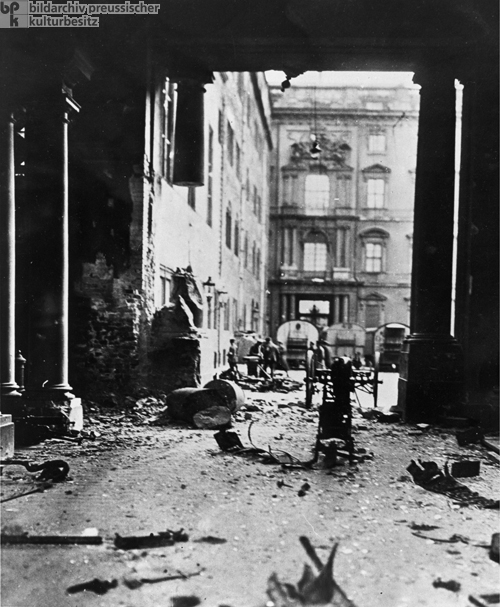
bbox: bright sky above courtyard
[265,71,417,88]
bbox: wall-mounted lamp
[217,287,229,307]
[203,276,215,301]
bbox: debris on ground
[409,522,441,532]
[406,459,500,509]
[213,426,307,467]
[298,482,311,497]
[468,593,500,606]
[266,536,358,606]
[193,536,227,544]
[123,569,204,589]
[1,532,103,545]
[114,529,189,550]
[170,597,201,607]
[358,409,400,423]
[0,459,70,482]
[66,578,118,595]
[0,482,53,503]
[451,460,481,477]
[456,427,484,447]
[490,533,499,563]
[432,578,461,592]
[411,532,470,544]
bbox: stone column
[24,90,79,396]
[398,68,464,422]
[0,108,19,456]
[0,110,20,398]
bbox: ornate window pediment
[362,163,391,175]
[359,228,390,241]
[361,291,387,301]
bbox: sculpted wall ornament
[289,134,351,167]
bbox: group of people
[227,335,373,381]
[248,336,288,379]
[227,336,288,380]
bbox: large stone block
[0,414,15,458]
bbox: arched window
[305,173,329,215]
[303,231,328,274]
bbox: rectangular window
[160,274,171,307]
[365,242,383,272]
[369,134,386,153]
[253,186,258,215]
[187,187,196,209]
[207,126,213,226]
[367,179,385,208]
[244,233,248,269]
[304,242,327,273]
[227,121,234,166]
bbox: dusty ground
[1,371,499,607]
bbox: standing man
[262,337,279,379]
[228,338,240,380]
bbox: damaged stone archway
[0,0,498,444]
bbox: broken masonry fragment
[432,578,461,592]
[450,460,480,478]
[66,578,118,595]
[114,529,188,550]
[490,533,499,563]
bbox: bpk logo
[0,0,28,28]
